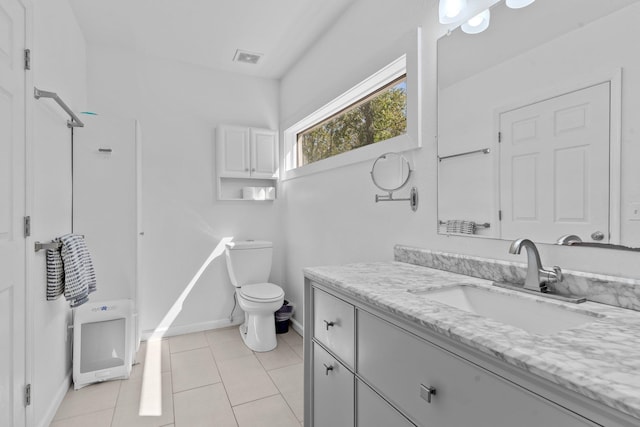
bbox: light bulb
[439,0,468,24]
[461,9,490,34]
[506,0,535,9]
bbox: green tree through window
[297,75,407,166]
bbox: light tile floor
[51,326,304,427]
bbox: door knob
[323,363,334,376]
[591,231,605,241]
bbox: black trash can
[275,300,294,334]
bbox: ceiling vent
[233,49,263,65]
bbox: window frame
[295,74,408,168]
[282,31,422,181]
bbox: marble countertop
[304,261,640,421]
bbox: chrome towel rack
[438,148,490,162]
[439,220,491,229]
[35,235,85,252]
[34,241,61,252]
[34,87,85,128]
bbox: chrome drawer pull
[323,363,334,376]
[420,384,437,403]
[323,320,335,330]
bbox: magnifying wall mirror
[370,153,418,211]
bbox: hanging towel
[446,220,476,235]
[59,234,97,307]
[46,239,65,301]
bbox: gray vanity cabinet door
[357,310,598,427]
[313,343,354,427]
[313,288,355,368]
[357,380,415,427]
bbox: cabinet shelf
[215,125,279,201]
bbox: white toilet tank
[225,240,273,287]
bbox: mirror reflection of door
[499,82,610,242]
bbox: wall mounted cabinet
[216,125,278,200]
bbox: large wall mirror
[437,0,640,250]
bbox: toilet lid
[240,283,284,302]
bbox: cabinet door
[357,380,414,427]
[313,343,354,427]
[217,125,250,177]
[250,128,278,178]
[313,288,355,369]
[357,310,598,427]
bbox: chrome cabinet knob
[323,363,334,376]
[591,231,605,241]
[244,168,249,172]
[420,384,437,403]
[323,320,335,330]
[251,168,256,172]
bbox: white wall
[279,0,430,322]
[29,0,87,425]
[279,0,640,326]
[85,45,283,337]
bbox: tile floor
[51,326,304,427]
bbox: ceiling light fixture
[461,9,491,34]
[233,49,263,65]
[439,0,468,24]
[506,0,536,9]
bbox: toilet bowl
[225,240,284,352]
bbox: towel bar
[35,235,85,252]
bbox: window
[296,75,407,167]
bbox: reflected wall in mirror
[371,152,411,192]
[437,0,640,250]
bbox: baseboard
[38,371,72,427]
[290,317,303,336]
[140,316,244,341]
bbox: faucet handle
[552,266,563,283]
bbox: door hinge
[498,131,502,143]
[24,384,31,406]
[24,216,31,237]
[499,210,503,221]
[24,49,31,70]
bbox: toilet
[225,240,285,352]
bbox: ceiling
[68,0,355,79]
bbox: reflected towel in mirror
[446,220,476,234]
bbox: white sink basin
[411,285,602,335]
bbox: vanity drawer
[313,342,354,427]
[357,310,598,427]
[313,287,355,368]
[357,380,415,427]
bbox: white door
[216,125,250,177]
[250,128,277,178]
[499,82,610,243]
[0,0,26,425]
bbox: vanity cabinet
[313,288,355,368]
[215,125,278,200]
[358,310,596,427]
[305,281,605,427]
[313,343,354,426]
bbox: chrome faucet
[508,238,562,293]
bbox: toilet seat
[239,283,284,303]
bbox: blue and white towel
[446,220,476,235]
[60,234,97,307]
[46,241,65,301]
[45,234,97,307]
